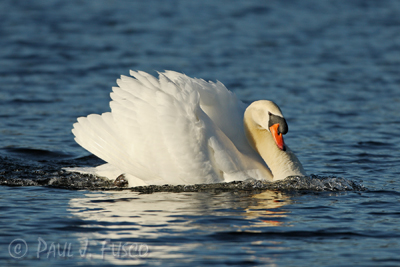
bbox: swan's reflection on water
[245,191,291,227]
[68,190,291,264]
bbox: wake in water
[126,176,366,193]
[0,156,365,192]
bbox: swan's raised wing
[163,71,253,155]
[72,71,268,185]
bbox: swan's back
[72,71,264,185]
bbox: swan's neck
[244,116,306,181]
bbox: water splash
[127,175,366,193]
[274,175,366,191]
[0,156,365,192]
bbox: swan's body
[70,71,306,186]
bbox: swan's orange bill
[269,123,285,151]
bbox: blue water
[1,0,400,266]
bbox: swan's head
[245,100,288,151]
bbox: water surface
[1,0,400,266]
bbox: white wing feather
[71,71,271,185]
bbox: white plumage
[70,71,305,186]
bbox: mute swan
[70,71,306,186]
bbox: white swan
[70,71,306,186]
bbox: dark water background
[1,0,400,266]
